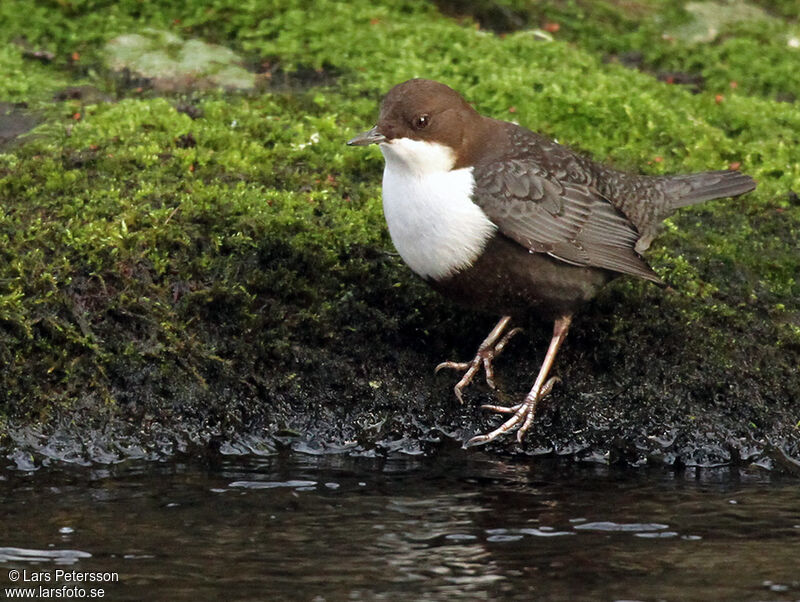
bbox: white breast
[380,138,497,280]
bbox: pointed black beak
[347,125,386,146]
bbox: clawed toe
[495,327,523,355]
[434,360,470,374]
[466,376,560,447]
[465,318,571,445]
[479,402,521,414]
[435,359,483,402]
[445,315,571,446]
[435,316,520,402]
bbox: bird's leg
[435,315,521,403]
[467,315,572,447]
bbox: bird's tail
[663,169,756,209]
[632,169,756,253]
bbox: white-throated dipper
[347,78,756,446]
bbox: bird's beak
[347,125,386,146]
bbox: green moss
[0,0,797,462]
[457,0,800,101]
[0,45,68,103]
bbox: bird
[347,78,756,447]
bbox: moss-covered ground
[0,0,798,469]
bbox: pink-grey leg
[435,315,522,403]
[467,314,572,447]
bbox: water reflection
[1,448,799,600]
[0,547,91,564]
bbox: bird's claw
[435,358,483,404]
[466,376,561,447]
[495,327,523,355]
[434,361,470,374]
[435,325,522,403]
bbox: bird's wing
[473,158,662,283]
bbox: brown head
[348,79,490,170]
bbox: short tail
[664,169,756,209]
[633,169,756,254]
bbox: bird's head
[348,79,484,173]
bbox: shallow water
[1,446,799,601]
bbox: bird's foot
[466,376,560,447]
[435,326,522,403]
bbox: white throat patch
[380,138,496,280]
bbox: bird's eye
[413,114,430,130]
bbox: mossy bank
[0,0,798,470]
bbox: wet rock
[1,0,798,474]
[104,29,255,92]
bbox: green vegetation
[0,0,797,464]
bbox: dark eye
[413,114,430,130]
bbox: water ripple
[572,521,670,532]
[228,479,317,489]
[0,547,91,564]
